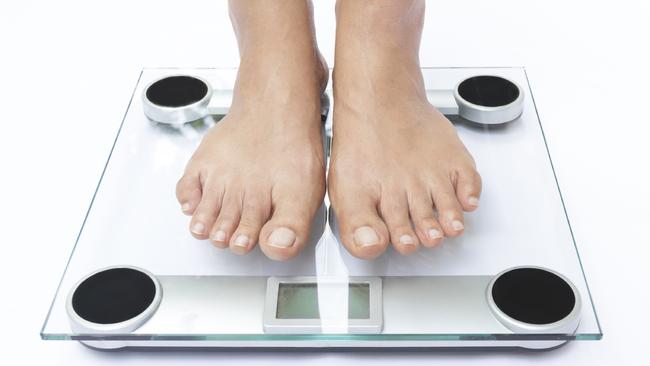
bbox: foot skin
[329,78,482,259]
[176,7,328,260]
[329,95,482,259]
[330,1,482,259]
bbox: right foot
[176,3,328,260]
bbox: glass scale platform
[41,67,602,350]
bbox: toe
[210,190,243,247]
[229,189,271,255]
[431,178,465,238]
[455,165,482,212]
[331,189,389,260]
[176,171,203,215]
[379,191,420,255]
[259,187,320,261]
[188,178,224,240]
[407,185,445,248]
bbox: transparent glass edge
[141,66,525,72]
[40,69,145,336]
[522,67,602,336]
[41,332,603,342]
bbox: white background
[1,0,649,364]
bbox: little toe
[332,191,389,260]
[176,171,203,215]
[210,191,243,248]
[455,166,482,212]
[259,190,319,261]
[188,179,223,240]
[379,193,420,255]
[229,190,271,255]
[432,180,465,238]
[407,186,445,248]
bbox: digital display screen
[276,283,370,319]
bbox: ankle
[232,49,326,107]
[333,63,427,109]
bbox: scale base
[78,339,569,351]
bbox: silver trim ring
[453,75,524,125]
[486,266,581,334]
[142,75,213,125]
[66,265,162,334]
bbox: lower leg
[334,0,426,103]
[228,0,327,105]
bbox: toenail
[212,230,226,242]
[191,222,205,235]
[269,227,296,248]
[399,234,415,245]
[181,202,191,213]
[354,226,379,247]
[233,234,250,247]
[428,228,443,239]
[468,196,479,207]
[451,220,464,231]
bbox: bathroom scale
[40,67,602,350]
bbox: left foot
[329,0,482,259]
[329,69,482,259]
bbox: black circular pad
[72,268,157,324]
[491,268,575,325]
[146,75,208,107]
[457,75,520,107]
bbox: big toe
[330,189,389,260]
[259,187,322,261]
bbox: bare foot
[329,0,482,259]
[176,1,328,260]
